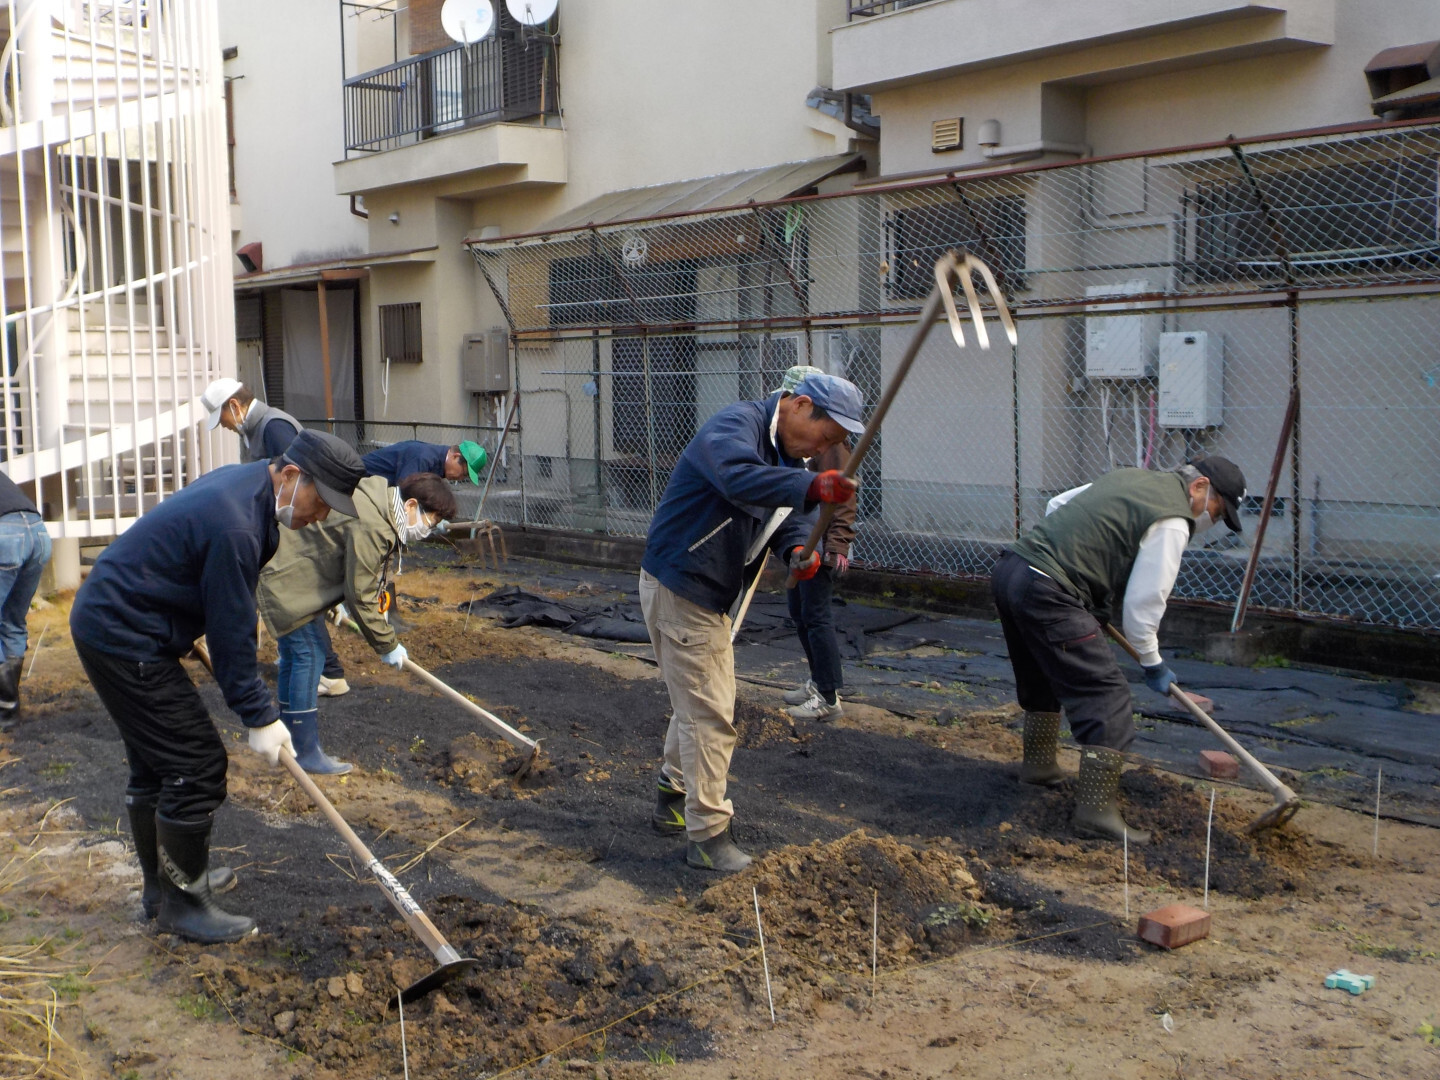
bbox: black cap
[1190,455,1247,532]
[281,430,365,518]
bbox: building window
[885,195,1027,299]
[379,302,423,363]
[1188,154,1440,281]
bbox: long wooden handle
[784,281,949,588]
[1103,624,1297,802]
[277,749,457,962]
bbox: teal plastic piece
[1323,969,1375,995]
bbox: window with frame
[379,302,423,363]
[1188,153,1440,282]
[886,194,1027,299]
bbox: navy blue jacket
[361,440,448,485]
[70,462,279,729]
[641,397,817,614]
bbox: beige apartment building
[222,0,1440,633]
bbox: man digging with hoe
[992,455,1248,842]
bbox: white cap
[198,377,244,430]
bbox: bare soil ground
[2,556,1437,1080]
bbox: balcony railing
[343,37,559,156]
[847,0,934,18]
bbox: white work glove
[331,603,350,626]
[381,643,408,670]
[248,719,294,765]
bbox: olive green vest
[1011,469,1194,620]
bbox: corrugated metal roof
[517,153,863,236]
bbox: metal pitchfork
[780,251,1017,590]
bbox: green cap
[458,440,488,485]
[776,364,826,394]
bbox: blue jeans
[276,619,327,717]
[0,511,51,660]
[787,565,843,697]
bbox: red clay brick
[1138,903,1211,950]
[1199,749,1240,780]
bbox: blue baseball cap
[790,373,865,435]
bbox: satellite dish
[506,0,558,27]
[441,0,495,44]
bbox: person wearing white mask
[257,472,457,774]
[70,431,364,944]
[991,455,1247,842]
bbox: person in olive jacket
[257,472,457,773]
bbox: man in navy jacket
[70,431,364,944]
[643,372,864,872]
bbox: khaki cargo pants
[640,569,735,842]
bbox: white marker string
[1373,766,1382,857]
[1203,788,1215,910]
[398,991,410,1080]
[753,886,775,1024]
[25,625,45,679]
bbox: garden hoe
[783,250,1017,589]
[190,640,481,1003]
[1103,624,1302,833]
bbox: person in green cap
[360,440,487,487]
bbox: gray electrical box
[462,328,510,393]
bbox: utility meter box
[462,328,510,394]
[1085,281,1159,378]
[1159,331,1223,428]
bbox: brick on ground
[1199,749,1240,779]
[1138,903,1211,949]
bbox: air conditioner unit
[1158,331,1223,428]
[1085,281,1159,378]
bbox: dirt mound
[208,896,717,1077]
[997,767,1327,898]
[701,831,993,973]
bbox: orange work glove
[788,546,821,581]
[806,470,858,504]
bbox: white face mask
[275,476,302,530]
[398,501,432,545]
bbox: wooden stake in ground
[871,888,878,1001]
[1123,828,1130,921]
[753,887,775,1024]
[1203,788,1215,910]
[1373,767,1382,857]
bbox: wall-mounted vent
[931,117,962,153]
[380,302,423,364]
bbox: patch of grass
[177,993,217,1021]
[49,972,93,1001]
[409,736,426,755]
[642,1044,677,1066]
[39,760,75,779]
[1275,715,1322,729]
[1302,766,1353,781]
[118,1071,142,1080]
[923,901,994,931]
[1351,932,1436,963]
[1252,654,1291,669]
[343,1008,367,1027]
[1418,1016,1438,1045]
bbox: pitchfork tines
[935,251,1018,351]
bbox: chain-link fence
[460,121,1440,633]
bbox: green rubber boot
[1020,711,1066,787]
[1072,746,1151,844]
[651,778,686,836]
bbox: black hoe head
[400,957,482,1005]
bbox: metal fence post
[643,332,657,513]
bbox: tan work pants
[639,569,735,841]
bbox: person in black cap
[69,430,365,944]
[990,455,1247,843]
[641,371,864,873]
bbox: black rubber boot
[155,814,256,943]
[126,790,235,920]
[0,654,22,723]
[686,823,753,873]
[1020,711,1066,787]
[1072,746,1151,844]
[651,778,686,835]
